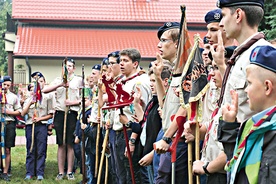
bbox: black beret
[31,71,44,79]
[224,46,237,58]
[108,51,120,58]
[203,36,209,44]
[157,22,180,39]
[3,76,12,82]
[250,46,276,73]
[216,0,264,9]
[27,83,33,91]
[92,64,101,71]
[208,46,237,60]
[204,9,222,24]
[200,48,204,54]
[66,58,75,65]
[108,51,120,64]
[102,57,109,66]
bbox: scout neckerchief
[226,106,276,184]
[121,70,146,85]
[217,33,265,107]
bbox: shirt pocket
[228,74,247,106]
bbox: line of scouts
[0,0,276,183]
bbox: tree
[0,0,12,75]
[259,0,276,40]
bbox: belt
[171,137,186,143]
[56,110,77,114]
[90,122,99,127]
[34,121,45,126]
[26,122,45,126]
[115,128,132,134]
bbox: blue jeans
[147,165,154,184]
[153,129,164,183]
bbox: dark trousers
[156,142,188,184]
[206,173,227,184]
[25,123,47,177]
[108,130,120,183]
[109,129,140,184]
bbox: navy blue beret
[157,22,180,39]
[66,58,75,65]
[208,46,237,60]
[108,51,120,58]
[92,64,101,71]
[204,9,222,24]
[148,62,152,68]
[102,57,109,66]
[250,46,276,73]
[225,46,237,58]
[108,51,120,63]
[203,37,209,44]
[217,0,264,9]
[27,83,33,91]
[200,48,204,54]
[31,71,44,79]
[3,76,12,82]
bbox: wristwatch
[202,162,211,176]
[129,138,136,145]
[162,136,172,144]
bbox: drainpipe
[25,57,31,83]
[7,51,13,90]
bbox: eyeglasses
[159,38,173,43]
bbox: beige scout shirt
[4,90,22,121]
[219,34,272,122]
[24,92,55,125]
[113,73,151,131]
[161,75,181,132]
[201,83,224,166]
[53,74,82,112]
[201,114,224,168]
[90,86,102,124]
[201,81,220,124]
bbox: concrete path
[15,135,56,145]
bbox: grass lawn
[2,129,82,183]
[16,128,56,136]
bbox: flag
[36,81,42,103]
[33,80,42,104]
[179,34,209,109]
[168,5,192,168]
[188,40,209,104]
[174,5,192,75]
[62,59,68,84]
[188,36,209,122]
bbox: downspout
[25,57,31,83]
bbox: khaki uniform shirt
[24,92,55,125]
[161,75,181,132]
[219,34,271,122]
[3,90,22,121]
[201,84,224,171]
[201,114,224,171]
[201,81,220,124]
[113,73,151,131]
[53,74,82,112]
[90,86,102,124]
